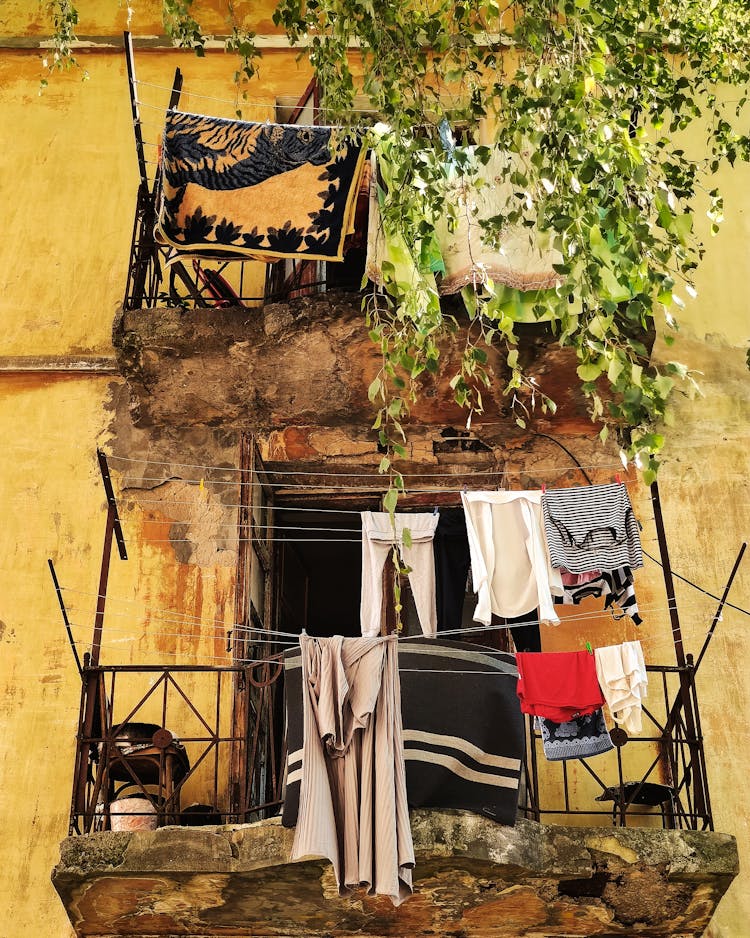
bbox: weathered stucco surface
[114,297,596,433]
[53,810,738,937]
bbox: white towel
[594,640,648,734]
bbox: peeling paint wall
[0,5,749,938]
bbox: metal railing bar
[165,671,217,737]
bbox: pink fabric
[560,567,602,587]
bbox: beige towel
[594,640,648,734]
[434,148,563,296]
[291,634,414,905]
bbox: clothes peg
[433,506,440,516]
[585,641,593,655]
[615,473,622,485]
[541,482,547,494]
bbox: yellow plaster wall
[0,18,748,938]
[0,371,244,935]
[0,0,285,38]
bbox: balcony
[52,641,737,937]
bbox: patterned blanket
[282,638,524,829]
[155,110,366,262]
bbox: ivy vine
[41,0,750,484]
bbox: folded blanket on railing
[155,110,366,262]
[283,638,524,830]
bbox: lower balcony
[53,810,737,938]
[52,648,737,937]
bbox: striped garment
[283,638,525,831]
[554,566,643,625]
[288,635,414,905]
[542,483,643,574]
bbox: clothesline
[132,77,385,115]
[117,518,361,533]
[60,596,720,647]
[60,626,722,670]
[107,453,634,476]
[116,516,659,535]
[118,475,639,493]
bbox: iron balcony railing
[69,651,712,836]
[69,655,284,835]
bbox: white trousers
[360,511,439,638]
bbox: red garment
[516,650,604,722]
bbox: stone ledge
[113,295,591,432]
[52,809,737,937]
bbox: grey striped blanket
[282,638,524,829]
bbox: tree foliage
[42,0,750,482]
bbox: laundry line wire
[119,533,359,543]
[64,617,301,647]
[642,549,750,619]
[61,619,725,669]
[118,475,640,494]
[58,594,664,640]
[117,518,360,533]
[107,452,633,477]
[60,596,722,646]
[131,498,373,513]
[57,582,725,632]
[132,78,387,116]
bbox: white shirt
[461,491,562,626]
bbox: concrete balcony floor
[53,809,737,938]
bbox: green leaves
[38,0,750,488]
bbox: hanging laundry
[360,511,439,638]
[503,611,542,652]
[155,110,366,261]
[555,566,643,625]
[594,640,649,734]
[288,634,414,905]
[399,638,524,825]
[365,144,564,314]
[516,650,605,722]
[364,141,444,301]
[433,148,563,296]
[432,507,471,633]
[462,490,562,626]
[561,567,602,586]
[542,482,643,574]
[283,638,524,830]
[536,709,614,762]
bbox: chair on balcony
[106,722,190,827]
[595,781,677,828]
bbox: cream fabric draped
[291,634,414,905]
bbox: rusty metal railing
[70,652,712,836]
[69,657,285,835]
[520,660,712,830]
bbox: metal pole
[48,558,82,676]
[650,480,685,667]
[90,450,127,668]
[650,479,708,827]
[123,31,148,187]
[694,542,746,673]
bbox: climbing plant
[41,0,750,483]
